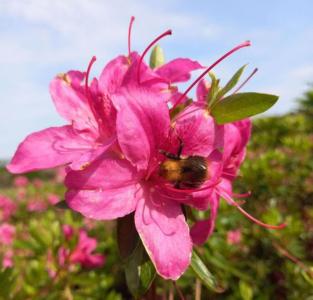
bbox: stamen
[217,188,286,229]
[172,104,203,123]
[137,29,172,84]
[232,67,258,94]
[85,56,97,116]
[162,181,218,194]
[232,191,251,198]
[128,16,135,56]
[172,41,251,108]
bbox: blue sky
[1,0,313,159]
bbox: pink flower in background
[62,224,74,240]
[13,175,29,188]
[47,193,60,205]
[33,179,43,188]
[58,228,105,269]
[0,223,15,245]
[227,229,242,245]
[0,195,16,221]
[2,249,14,268]
[27,199,47,212]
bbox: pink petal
[190,193,220,245]
[223,119,251,179]
[196,79,210,104]
[65,154,139,190]
[69,136,116,170]
[50,72,98,133]
[156,58,203,83]
[174,105,224,157]
[99,55,130,95]
[7,126,93,174]
[66,184,141,220]
[112,86,170,171]
[135,191,192,280]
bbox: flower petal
[156,58,203,83]
[112,86,170,171]
[50,72,98,133]
[135,190,192,280]
[190,193,220,245]
[196,79,210,104]
[69,136,116,170]
[66,183,141,220]
[65,154,139,190]
[174,105,224,157]
[98,55,130,95]
[7,126,93,173]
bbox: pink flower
[190,87,284,245]
[58,229,105,269]
[13,175,29,187]
[62,224,74,240]
[47,193,60,205]
[65,83,224,279]
[0,223,16,245]
[69,230,105,268]
[7,17,202,175]
[27,199,47,212]
[227,229,242,245]
[2,249,14,268]
[0,195,16,221]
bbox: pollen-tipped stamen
[85,56,100,124]
[232,67,258,94]
[128,16,135,56]
[172,41,251,108]
[137,29,172,84]
[218,188,286,229]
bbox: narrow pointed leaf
[217,64,247,99]
[190,251,224,293]
[211,92,279,124]
[117,213,139,260]
[207,72,220,107]
[117,214,156,297]
[149,45,165,69]
[124,242,156,298]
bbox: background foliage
[1,88,313,299]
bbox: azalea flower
[0,223,15,245]
[0,195,16,221]
[7,17,201,174]
[0,223,15,269]
[189,82,285,245]
[58,227,105,269]
[227,229,242,245]
[13,175,29,188]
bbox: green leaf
[216,64,247,99]
[117,214,156,298]
[207,72,220,107]
[117,213,139,260]
[239,280,253,300]
[190,251,224,293]
[149,45,165,69]
[211,92,279,124]
[124,242,156,298]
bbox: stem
[195,279,202,300]
[173,41,251,108]
[128,16,135,56]
[232,67,258,94]
[137,30,172,84]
